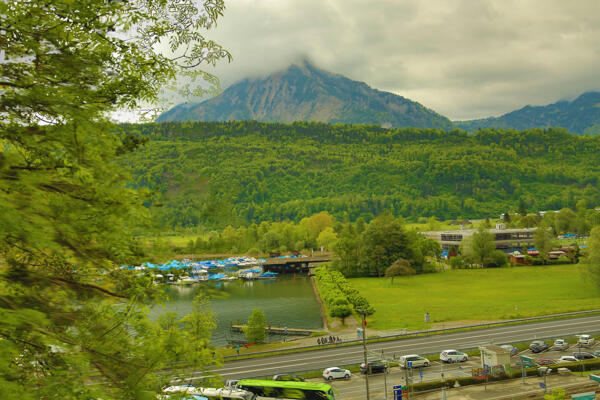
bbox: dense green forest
[121,121,600,229]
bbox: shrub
[449,255,467,269]
[485,250,508,268]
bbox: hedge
[314,266,374,316]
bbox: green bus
[236,379,335,400]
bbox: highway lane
[201,315,600,381]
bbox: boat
[208,273,226,281]
[238,267,262,280]
[258,271,278,279]
[176,276,199,285]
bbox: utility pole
[441,358,446,400]
[404,364,410,400]
[383,359,388,400]
[361,311,370,400]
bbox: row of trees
[313,266,374,322]
[178,211,441,279]
[182,211,338,254]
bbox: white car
[322,367,351,380]
[552,339,569,351]
[440,349,468,363]
[557,355,578,363]
[399,354,430,368]
[577,334,595,348]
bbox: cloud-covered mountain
[157,61,453,129]
[455,92,600,134]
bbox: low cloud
[192,0,600,120]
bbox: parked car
[573,352,596,361]
[399,354,430,368]
[529,340,549,353]
[440,350,468,363]
[516,358,539,367]
[552,339,569,351]
[536,358,556,365]
[500,344,519,356]
[322,367,351,380]
[360,361,388,374]
[577,335,595,348]
[594,350,600,358]
[557,356,578,363]
[272,374,305,382]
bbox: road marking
[203,317,600,380]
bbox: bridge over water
[262,254,332,273]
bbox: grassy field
[350,265,600,331]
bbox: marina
[122,254,331,284]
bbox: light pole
[441,358,446,400]
[578,342,584,376]
[383,358,388,400]
[360,311,371,400]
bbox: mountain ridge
[454,91,600,134]
[157,61,453,129]
[158,62,600,134]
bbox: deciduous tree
[461,225,496,266]
[244,308,267,344]
[385,259,415,284]
[534,226,555,264]
[586,226,600,289]
[0,0,229,397]
[360,213,413,277]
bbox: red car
[536,358,556,365]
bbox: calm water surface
[151,274,323,346]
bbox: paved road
[207,315,600,382]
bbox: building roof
[420,227,537,235]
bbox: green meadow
[350,265,600,331]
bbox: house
[509,253,529,265]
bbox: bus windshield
[236,379,335,400]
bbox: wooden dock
[230,325,321,336]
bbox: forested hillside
[121,121,600,228]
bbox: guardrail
[224,309,600,360]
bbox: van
[399,354,430,368]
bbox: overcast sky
[196,0,600,120]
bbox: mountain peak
[157,64,452,129]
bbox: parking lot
[319,337,600,399]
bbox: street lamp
[382,358,388,400]
[578,342,585,376]
[358,310,370,400]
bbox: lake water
[150,274,323,346]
